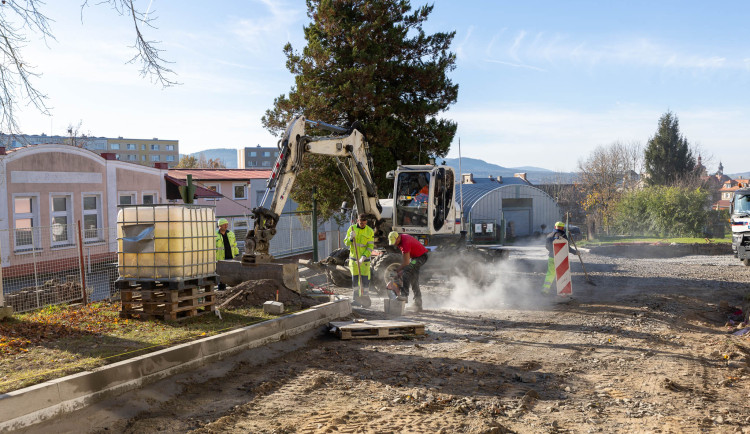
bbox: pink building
[0,144,168,275]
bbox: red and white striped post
[553,239,573,296]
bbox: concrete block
[0,381,60,423]
[0,306,13,320]
[384,298,405,316]
[263,301,284,315]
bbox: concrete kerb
[0,299,352,432]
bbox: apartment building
[0,134,179,168]
[237,145,279,168]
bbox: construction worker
[344,213,375,305]
[543,221,577,295]
[388,231,428,311]
[215,217,239,290]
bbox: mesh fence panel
[0,225,118,313]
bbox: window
[142,193,158,205]
[126,144,136,150]
[263,151,271,157]
[204,184,220,201]
[141,155,146,161]
[111,143,120,150]
[127,154,137,161]
[247,161,257,167]
[233,184,247,200]
[115,154,121,160]
[83,194,103,241]
[119,193,136,205]
[261,161,271,166]
[151,144,160,151]
[166,145,174,151]
[249,151,257,157]
[150,155,160,161]
[13,195,40,251]
[165,155,175,162]
[50,194,73,246]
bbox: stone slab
[263,301,285,314]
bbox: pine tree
[262,0,458,217]
[644,111,695,185]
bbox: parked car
[568,225,582,241]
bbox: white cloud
[480,30,745,72]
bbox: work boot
[414,297,423,312]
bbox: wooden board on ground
[329,319,425,340]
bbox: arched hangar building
[456,174,561,243]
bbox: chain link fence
[1,213,349,314]
[224,211,349,259]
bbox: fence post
[77,221,88,305]
[31,227,40,308]
[312,186,318,262]
[0,236,4,308]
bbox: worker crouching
[388,231,428,312]
[344,213,374,306]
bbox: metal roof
[455,177,531,213]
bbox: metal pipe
[305,119,348,134]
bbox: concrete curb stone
[0,299,351,432]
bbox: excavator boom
[243,116,388,264]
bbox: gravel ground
[23,246,750,434]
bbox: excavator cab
[392,165,457,237]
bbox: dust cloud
[423,249,546,311]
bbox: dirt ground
[23,246,750,434]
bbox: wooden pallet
[115,275,219,291]
[120,283,215,321]
[329,319,425,340]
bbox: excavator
[236,115,504,295]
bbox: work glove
[359,255,367,264]
[350,233,356,241]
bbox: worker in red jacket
[388,231,429,311]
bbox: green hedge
[612,186,713,237]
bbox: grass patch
[577,236,732,247]
[0,301,288,393]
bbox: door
[503,209,531,237]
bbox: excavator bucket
[216,260,300,291]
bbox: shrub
[613,186,710,237]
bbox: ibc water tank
[117,205,216,280]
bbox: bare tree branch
[83,0,179,87]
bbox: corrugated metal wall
[464,184,561,238]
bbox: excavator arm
[243,116,388,264]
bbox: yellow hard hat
[554,221,565,229]
[217,218,229,226]
[388,231,399,245]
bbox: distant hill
[437,157,575,184]
[188,148,238,168]
[728,172,750,180]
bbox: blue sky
[15,1,750,174]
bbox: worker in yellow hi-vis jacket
[344,213,375,306]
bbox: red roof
[168,168,272,181]
[164,175,223,199]
[713,199,731,210]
